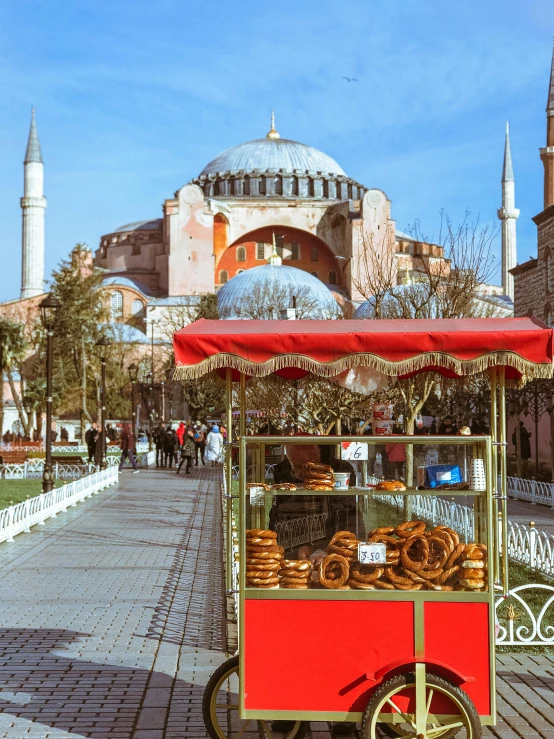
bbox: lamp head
[39,293,61,330]
[128,363,139,383]
[96,336,112,359]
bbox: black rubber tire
[202,655,309,739]
[361,672,481,739]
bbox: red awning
[172,317,554,383]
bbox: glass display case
[239,435,493,598]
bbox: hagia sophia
[1,104,518,343]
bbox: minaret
[20,108,46,299]
[540,39,554,210]
[497,122,519,300]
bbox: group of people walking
[153,421,224,475]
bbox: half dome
[218,264,340,320]
[199,137,346,178]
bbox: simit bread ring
[246,576,280,586]
[280,581,310,589]
[431,529,455,554]
[247,544,282,554]
[427,536,450,568]
[376,480,406,491]
[437,566,459,584]
[461,568,485,580]
[245,569,279,578]
[280,560,312,571]
[349,564,384,583]
[271,483,297,491]
[246,529,277,539]
[246,483,270,490]
[374,580,395,590]
[245,549,282,560]
[348,581,376,590]
[395,521,426,538]
[247,538,277,546]
[461,559,485,569]
[369,534,399,546]
[305,470,334,480]
[305,462,334,474]
[278,569,311,579]
[400,535,429,572]
[434,526,460,546]
[459,578,485,589]
[319,553,350,589]
[395,582,423,591]
[245,561,280,571]
[446,543,466,569]
[383,567,414,587]
[369,527,395,537]
[304,484,333,490]
[329,531,357,545]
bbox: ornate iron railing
[495,584,554,646]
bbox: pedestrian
[163,426,178,468]
[177,428,196,475]
[176,421,186,448]
[385,440,406,480]
[94,425,104,467]
[194,423,206,466]
[512,421,532,477]
[154,421,165,467]
[205,424,223,467]
[85,422,98,463]
[119,423,139,473]
[60,426,69,442]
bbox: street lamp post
[161,380,165,424]
[147,371,154,451]
[39,294,61,494]
[165,368,173,421]
[96,337,111,469]
[128,363,138,436]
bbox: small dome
[200,137,346,178]
[218,264,340,320]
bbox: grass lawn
[0,479,64,510]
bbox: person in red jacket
[119,424,139,473]
[176,421,186,447]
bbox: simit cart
[172,317,553,739]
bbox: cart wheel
[361,672,481,739]
[202,655,309,739]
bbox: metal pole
[100,355,107,469]
[499,367,509,595]
[489,368,499,584]
[42,328,54,494]
[161,381,165,424]
[148,382,153,452]
[534,385,539,476]
[225,369,233,591]
[131,382,136,436]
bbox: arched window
[219,270,228,284]
[291,176,299,196]
[258,176,266,195]
[132,299,144,316]
[307,178,315,197]
[244,176,250,195]
[274,176,282,195]
[256,243,265,260]
[311,271,319,279]
[328,270,337,285]
[236,246,246,262]
[275,235,284,258]
[311,248,319,262]
[110,291,123,320]
[237,269,245,274]
[290,242,299,260]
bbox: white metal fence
[0,466,118,545]
[505,475,554,507]
[495,584,554,646]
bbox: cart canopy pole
[489,369,500,586]
[225,368,233,591]
[499,367,509,595]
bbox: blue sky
[1,0,554,299]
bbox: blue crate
[424,464,462,488]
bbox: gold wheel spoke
[235,718,251,738]
[386,697,416,728]
[425,688,434,718]
[260,719,273,738]
[427,720,463,738]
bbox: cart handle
[367,658,475,684]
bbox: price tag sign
[341,441,369,461]
[249,487,266,506]
[358,542,387,565]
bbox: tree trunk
[404,414,416,521]
[7,369,31,437]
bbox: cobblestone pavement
[0,466,226,738]
[508,498,554,535]
[0,467,553,738]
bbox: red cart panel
[424,601,491,715]
[244,599,414,713]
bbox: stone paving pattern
[0,467,551,737]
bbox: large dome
[199,137,346,178]
[218,263,340,320]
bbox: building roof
[148,296,201,307]
[217,263,340,319]
[101,275,154,296]
[510,258,538,276]
[24,108,42,164]
[100,323,164,345]
[112,219,162,233]
[199,137,347,178]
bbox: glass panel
[241,437,490,594]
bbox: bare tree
[353,211,498,485]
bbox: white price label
[358,542,387,565]
[249,487,266,506]
[341,441,369,461]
